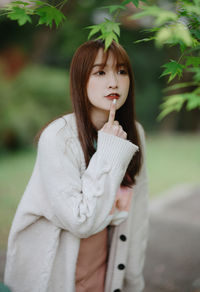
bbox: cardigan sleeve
[123,123,149,292]
[37,122,139,238]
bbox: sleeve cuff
[97,130,139,170]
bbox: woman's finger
[108,99,117,125]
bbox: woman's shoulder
[36,113,82,168]
[37,112,80,154]
[39,112,78,141]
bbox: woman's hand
[101,99,127,140]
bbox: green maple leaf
[96,31,119,50]
[155,23,193,48]
[155,10,178,26]
[130,5,177,24]
[160,60,185,83]
[104,32,118,50]
[101,32,115,50]
[190,29,200,39]
[186,68,200,82]
[186,93,200,110]
[185,56,200,67]
[99,20,120,49]
[134,36,155,44]
[7,6,32,25]
[35,6,66,28]
[103,19,120,36]
[157,94,186,120]
[86,19,120,49]
[87,25,101,40]
[163,81,198,92]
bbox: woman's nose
[108,72,118,88]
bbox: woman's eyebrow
[92,63,106,68]
[117,63,126,67]
[92,62,126,68]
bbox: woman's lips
[105,94,120,100]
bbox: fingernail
[113,99,116,104]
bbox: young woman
[4,40,149,292]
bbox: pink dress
[75,186,133,292]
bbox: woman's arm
[37,120,139,238]
[123,123,149,292]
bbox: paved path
[1,183,200,291]
[144,183,200,292]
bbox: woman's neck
[90,108,109,130]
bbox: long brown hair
[36,40,143,187]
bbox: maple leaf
[7,6,32,25]
[160,60,185,83]
[185,56,200,67]
[86,19,120,49]
[35,6,66,28]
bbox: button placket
[119,234,127,241]
[118,263,125,270]
[111,219,129,292]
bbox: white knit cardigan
[4,112,149,292]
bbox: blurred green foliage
[0,0,199,151]
[0,65,71,149]
[131,0,200,120]
[0,26,166,150]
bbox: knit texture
[4,113,149,292]
[93,136,136,226]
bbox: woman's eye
[118,69,127,75]
[95,70,105,76]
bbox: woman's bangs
[93,42,130,71]
[109,44,130,72]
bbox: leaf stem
[113,8,122,21]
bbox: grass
[146,132,200,196]
[0,133,200,249]
[0,148,37,249]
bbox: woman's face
[87,48,130,115]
